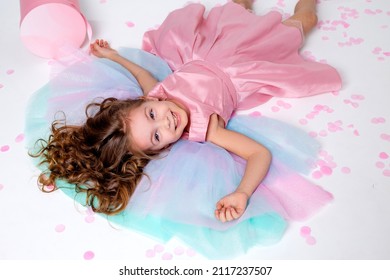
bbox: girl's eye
[150,110,155,120]
[154,131,160,142]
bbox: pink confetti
[341,167,351,174]
[379,152,389,159]
[162,252,173,260]
[186,248,197,257]
[0,84,4,89]
[125,21,135,28]
[0,184,4,191]
[372,47,382,54]
[15,133,25,143]
[309,131,318,138]
[276,100,291,109]
[299,119,308,125]
[83,251,95,260]
[376,162,385,169]
[1,145,10,152]
[250,111,262,117]
[383,170,390,177]
[6,69,14,75]
[154,244,164,253]
[320,165,333,176]
[364,9,377,15]
[316,159,327,167]
[380,133,390,142]
[319,130,328,137]
[312,170,323,179]
[271,106,280,112]
[328,121,343,132]
[55,224,66,233]
[332,20,349,28]
[145,249,155,258]
[306,236,317,245]
[300,226,311,237]
[85,216,95,223]
[319,150,328,157]
[351,94,365,100]
[174,246,185,255]
[371,117,386,124]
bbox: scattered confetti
[83,251,95,260]
[55,224,66,233]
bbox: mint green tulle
[25,48,332,259]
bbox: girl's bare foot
[284,0,318,35]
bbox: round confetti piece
[341,167,351,174]
[1,145,10,152]
[319,130,328,137]
[320,165,333,176]
[300,226,311,237]
[312,170,323,179]
[145,249,155,258]
[186,248,197,257]
[162,252,173,260]
[55,224,66,233]
[154,244,164,253]
[383,170,390,177]
[15,134,25,143]
[309,131,318,138]
[376,162,385,169]
[125,21,135,28]
[306,236,317,245]
[83,251,95,260]
[316,159,327,167]
[249,111,262,117]
[174,246,185,255]
[379,152,389,159]
[85,216,95,223]
[0,184,4,191]
[299,119,308,125]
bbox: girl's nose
[156,116,170,129]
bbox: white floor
[0,0,389,261]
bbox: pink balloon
[20,0,91,58]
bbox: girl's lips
[172,111,180,130]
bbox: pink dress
[144,2,341,141]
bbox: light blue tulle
[25,48,331,259]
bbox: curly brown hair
[30,97,157,215]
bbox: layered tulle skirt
[25,48,333,258]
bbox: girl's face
[127,99,189,152]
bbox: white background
[0,0,389,264]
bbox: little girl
[28,0,341,258]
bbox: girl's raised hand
[90,39,118,59]
[215,191,249,222]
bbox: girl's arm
[90,39,158,95]
[206,114,272,223]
